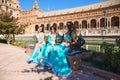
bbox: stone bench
[66,51,83,72]
[25,43,85,72]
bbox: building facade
[0,0,21,18]
[0,0,120,36]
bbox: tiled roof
[38,0,120,18]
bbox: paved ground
[0,43,106,80]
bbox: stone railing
[79,28,120,36]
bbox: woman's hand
[65,42,70,47]
[71,33,77,45]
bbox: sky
[18,0,105,11]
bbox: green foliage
[10,40,26,48]
[10,40,36,48]
[0,13,27,44]
[0,38,7,43]
[83,40,120,74]
[0,14,26,34]
[100,41,120,74]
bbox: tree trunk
[7,38,10,44]
[6,34,10,44]
[13,34,15,41]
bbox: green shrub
[0,38,7,43]
[100,42,120,74]
[83,40,120,74]
[10,40,35,48]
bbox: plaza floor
[0,43,106,80]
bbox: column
[80,22,82,29]
[44,25,46,31]
[110,17,111,29]
[96,21,98,29]
[79,24,81,29]
[99,19,100,29]
[107,18,109,29]
[119,16,120,28]
[89,23,91,28]
[87,20,90,29]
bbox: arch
[52,23,57,30]
[2,0,4,3]
[111,16,119,28]
[40,24,44,27]
[59,23,64,30]
[52,23,57,27]
[46,24,50,31]
[35,25,39,31]
[91,19,96,28]
[74,21,79,29]
[40,24,44,29]
[100,18,107,28]
[82,20,87,29]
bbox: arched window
[74,21,79,29]
[91,19,97,28]
[35,25,39,31]
[16,6,18,8]
[10,4,11,6]
[2,0,4,3]
[82,20,87,29]
[111,16,119,27]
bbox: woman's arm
[71,32,77,45]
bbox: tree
[0,13,27,44]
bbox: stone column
[81,21,82,29]
[107,18,109,29]
[110,17,111,29]
[119,16,120,28]
[99,19,100,29]
[87,20,90,29]
[79,24,81,29]
[96,21,98,29]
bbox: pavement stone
[0,43,106,80]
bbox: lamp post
[103,10,107,34]
[102,10,107,41]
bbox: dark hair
[50,26,57,32]
[39,25,44,32]
[66,22,76,34]
[66,22,73,28]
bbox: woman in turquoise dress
[64,21,78,52]
[42,31,72,77]
[43,26,58,66]
[26,25,45,63]
[51,35,72,77]
[50,22,78,77]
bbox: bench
[66,51,82,72]
[25,43,83,72]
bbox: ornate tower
[32,0,40,9]
[0,0,21,18]
[31,0,43,16]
